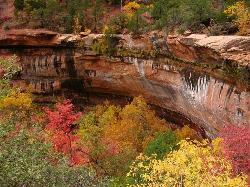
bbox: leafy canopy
[127,140,248,187]
[144,129,179,159]
[220,124,250,176]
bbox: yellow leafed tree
[77,97,169,176]
[127,140,247,187]
[123,1,141,16]
[224,1,250,35]
[0,89,32,109]
[103,96,168,152]
[79,97,169,153]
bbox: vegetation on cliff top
[1,0,249,36]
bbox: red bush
[220,124,250,176]
[45,100,89,165]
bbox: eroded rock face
[0,0,14,18]
[167,34,250,67]
[76,57,249,138]
[0,30,249,138]
[0,29,59,46]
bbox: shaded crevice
[65,49,77,77]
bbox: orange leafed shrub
[103,96,169,152]
[77,96,169,176]
[175,125,201,141]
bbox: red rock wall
[0,0,14,18]
[1,46,248,138]
[0,31,249,138]
[76,56,250,138]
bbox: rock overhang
[0,29,249,138]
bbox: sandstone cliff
[0,0,14,19]
[0,29,249,138]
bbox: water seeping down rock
[0,29,249,138]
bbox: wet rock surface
[0,30,249,138]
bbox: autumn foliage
[45,100,89,165]
[1,56,249,185]
[220,125,250,177]
[175,125,201,141]
[0,90,32,110]
[77,97,169,176]
[123,1,141,16]
[0,57,104,186]
[127,140,247,187]
[102,97,168,152]
[224,1,250,35]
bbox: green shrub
[23,0,46,12]
[65,0,91,33]
[91,0,105,32]
[92,27,118,56]
[144,130,179,159]
[151,0,214,31]
[151,0,183,30]
[128,11,148,35]
[109,13,129,33]
[214,11,231,23]
[183,0,213,26]
[14,0,24,10]
[106,0,121,5]
[0,56,21,98]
